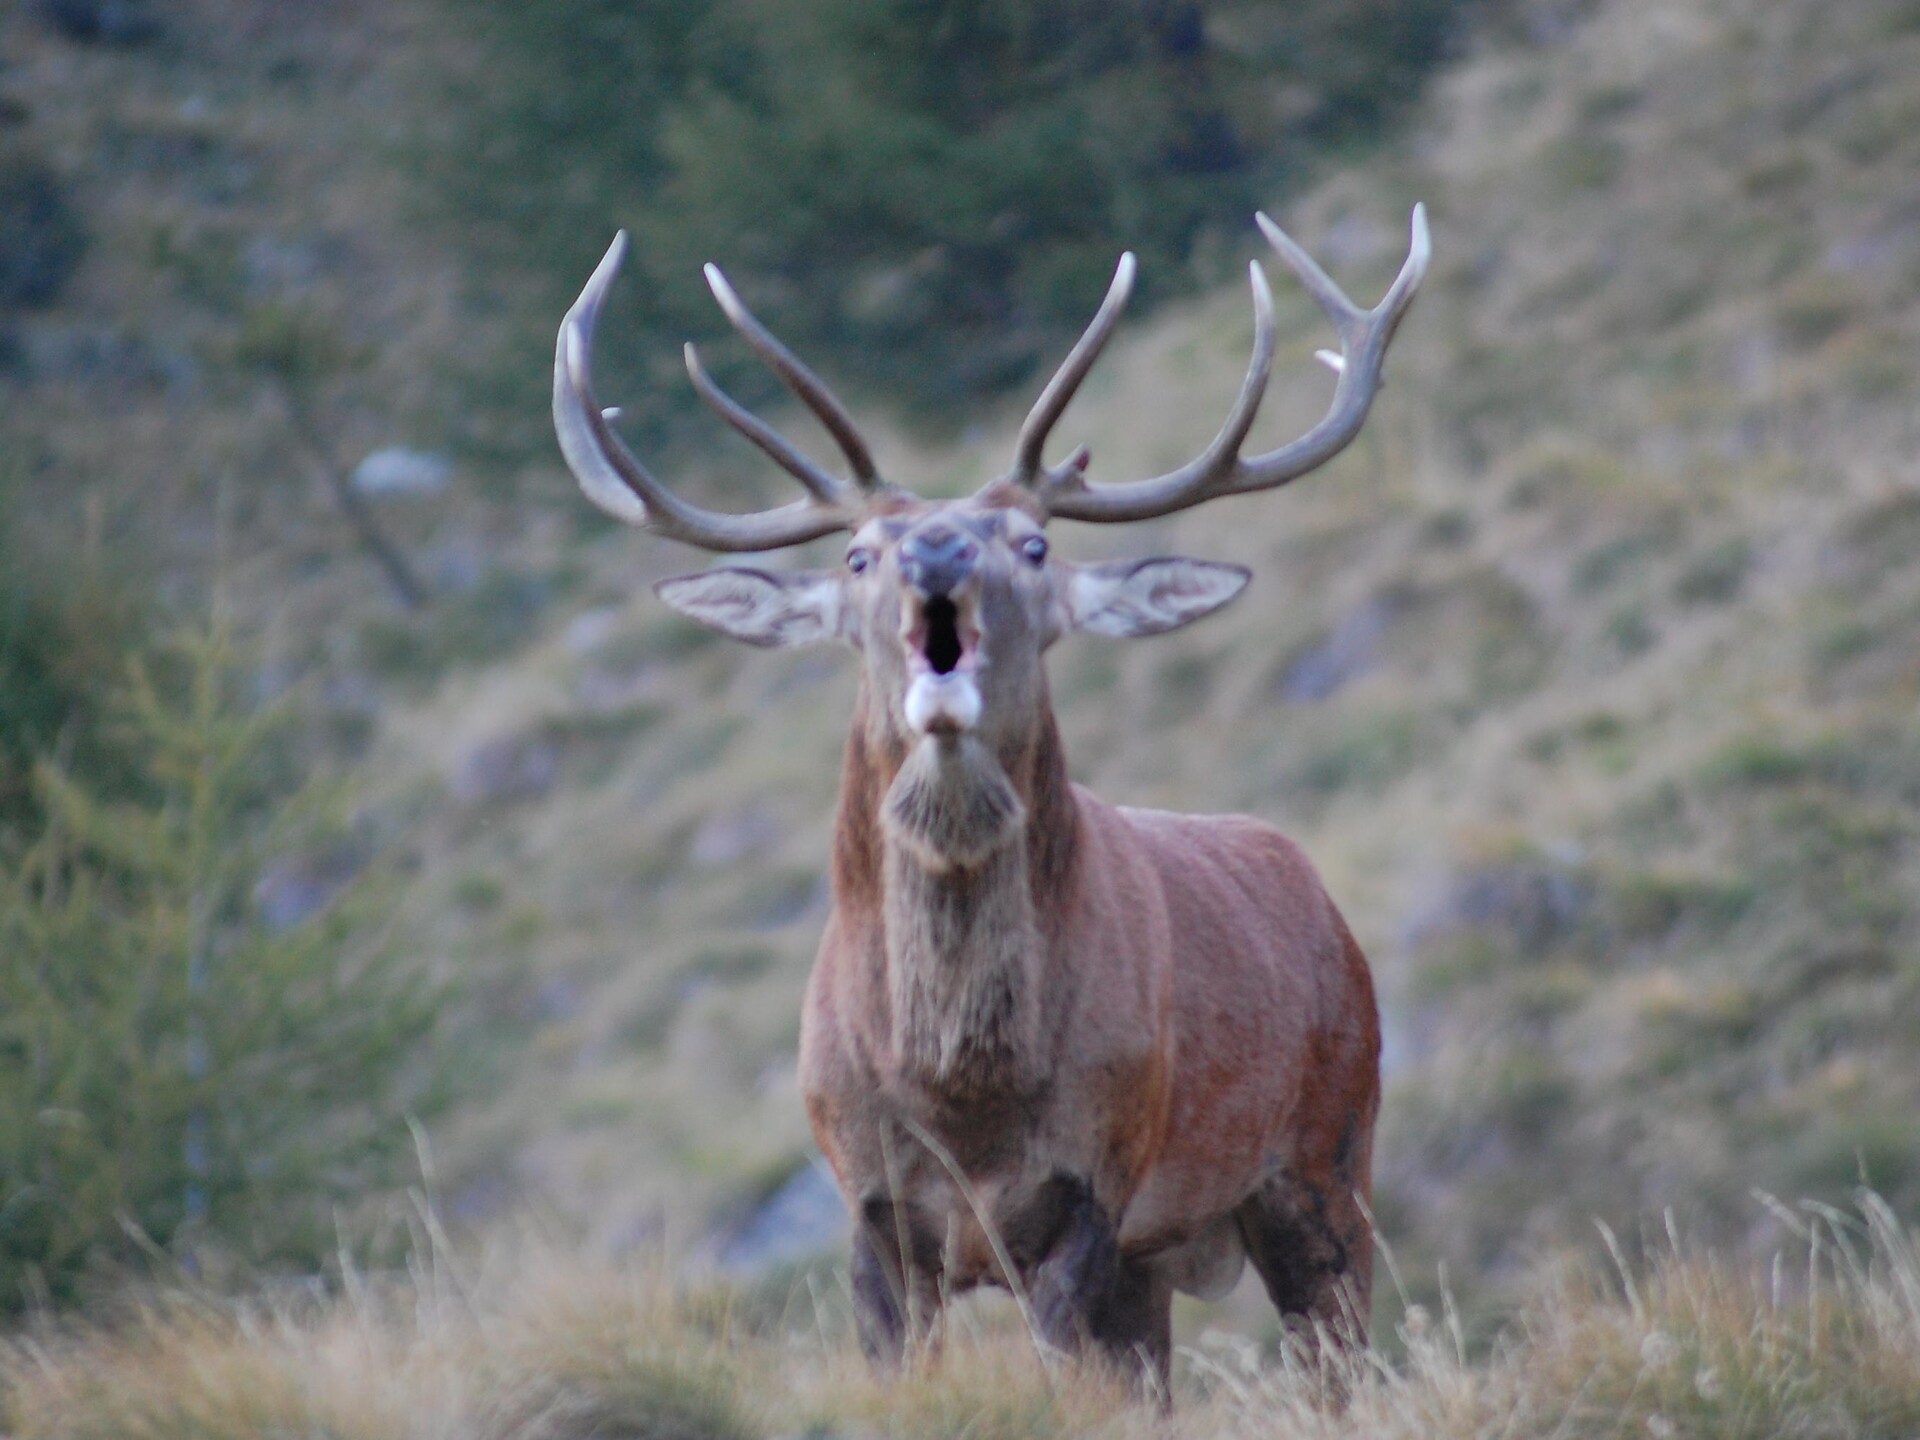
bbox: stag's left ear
[655,568,843,648]
[1066,557,1250,638]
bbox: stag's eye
[1020,535,1049,566]
[846,548,874,575]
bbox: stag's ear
[655,568,843,648]
[1066,557,1250,638]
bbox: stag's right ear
[1065,557,1250,638]
[655,568,843,649]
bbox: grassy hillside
[354,0,1920,1319]
[4,0,1920,1350]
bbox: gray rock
[535,978,584,1021]
[427,538,485,592]
[562,606,624,657]
[717,1158,846,1275]
[452,733,560,805]
[1404,864,1591,955]
[253,850,361,933]
[1280,595,1399,701]
[9,322,184,391]
[242,235,329,296]
[352,447,452,497]
[689,801,782,867]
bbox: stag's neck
[831,687,1079,1097]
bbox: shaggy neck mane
[832,686,1079,1098]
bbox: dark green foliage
[232,301,360,401]
[36,0,163,46]
[0,583,100,828]
[1213,0,1469,141]
[353,568,551,690]
[427,0,1480,464]
[0,614,455,1312]
[0,141,85,311]
[1286,707,1421,799]
[1674,537,1751,603]
[0,486,145,837]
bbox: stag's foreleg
[852,1196,945,1367]
[1007,1174,1172,1388]
[1236,1114,1376,1357]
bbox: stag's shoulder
[1111,802,1318,880]
[1110,802,1345,941]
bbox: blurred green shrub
[429,0,1480,462]
[353,568,552,690]
[0,487,145,837]
[0,612,454,1311]
[0,141,85,312]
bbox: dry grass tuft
[5,1194,1919,1439]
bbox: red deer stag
[554,207,1428,1384]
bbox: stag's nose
[899,524,978,597]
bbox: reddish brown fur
[799,570,1381,1379]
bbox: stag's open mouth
[921,597,964,674]
[904,593,980,678]
[902,593,982,735]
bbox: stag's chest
[878,840,1051,1099]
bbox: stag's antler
[1007,252,1136,493]
[1004,205,1429,523]
[554,233,889,552]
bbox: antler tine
[1154,258,1283,495]
[1039,205,1429,525]
[1254,212,1363,344]
[703,265,882,490]
[554,233,859,552]
[1009,252,1137,488]
[1027,261,1274,519]
[683,342,845,507]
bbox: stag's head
[554,211,1428,752]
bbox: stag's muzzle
[898,525,979,598]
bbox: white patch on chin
[904,673,982,735]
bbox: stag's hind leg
[1236,1117,1376,1351]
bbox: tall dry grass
[5,1192,1918,1439]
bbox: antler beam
[553,232,875,552]
[1011,205,1430,524]
[699,265,882,491]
